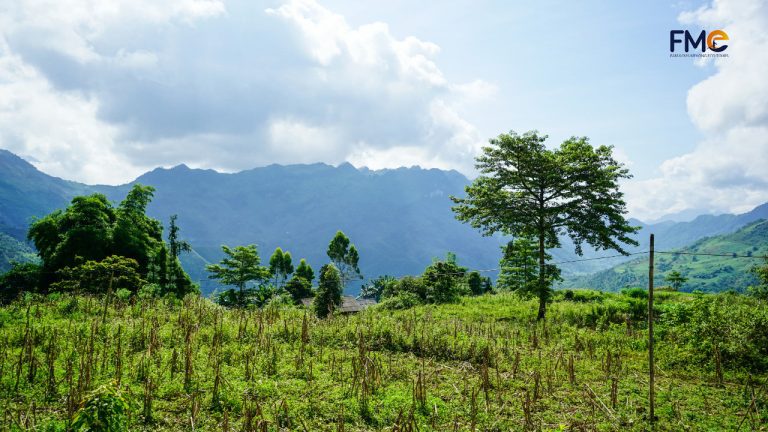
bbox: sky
[0,0,766,221]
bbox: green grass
[0,290,766,431]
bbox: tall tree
[206,245,269,305]
[326,231,361,289]
[295,259,314,284]
[664,270,688,291]
[452,131,638,319]
[314,264,342,318]
[269,247,294,287]
[112,185,163,274]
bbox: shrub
[621,287,648,300]
[72,383,133,432]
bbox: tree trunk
[537,234,546,320]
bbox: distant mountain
[1,148,766,294]
[564,220,768,293]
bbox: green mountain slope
[2,148,767,295]
[0,232,37,272]
[564,220,768,293]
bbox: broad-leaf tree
[664,270,688,291]
[314,264,342,318]
[422,253,466,304]
[327,231,361,289]
[452,131,638,319]
[206,245,269,305]
[269,247,294,287]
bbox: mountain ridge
[1,148,766,294]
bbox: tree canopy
[327,231,361,288]
[452,131,638,319]
[314,264,342,318]
[26,185,195,297]
[206,244,270,306]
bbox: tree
[0,262,41,304]
[295,259,315,284]
[269,247,294,287]
[467,271,483,296]
[206,245,269,306]
[327,231,361,289]
[28,194,116,285]
[165,215,197,298]
[285,275,314,303]
[497,237,555,296]
[749,257,768,300]
[51,255,145,295]
[360,275,396,301]
[664,270,688,291]
[314,264,342,318]
[27,185,195,295]
[422,253,467,304]
[111,185,164,274]
[452,131,638,319]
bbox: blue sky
[0,0,766,220]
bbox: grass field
[0,290,766,431]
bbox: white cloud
[0,0,492,184]
[626,0,768,220]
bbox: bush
[378,292,421,310]
[0,262,42,304]
[72,383,133,432]
[621,287,648,300]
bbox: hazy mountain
[1,149,766,294]
[563,220,768,293]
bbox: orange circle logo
[707,30,729,52]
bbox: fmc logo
[670,29,729,52]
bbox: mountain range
[1,149,766,294]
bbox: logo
[670,29,729,58]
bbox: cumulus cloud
[0,0,492,184]
[626,0,768,220]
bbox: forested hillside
[2,149,767,294]
[564,220,768,292]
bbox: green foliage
[749,256,768,300]
[326,231,361,287]
[421,253,467,304]
[314,264,341,318]
[621,287,648,300]
[664,270,688,291]
[26,185,195,296]
[0,290,764,430]
[498,237,539,295]
[568,220,768,293]
[284,275,314,303]
[206,244,269,306]
[72,383,132,432]
[0,261,41,303]
[269,247,294,287]
[451,130,638,319]
[50,256,144,294]
[360,275,397,301]
[295,258,314,284]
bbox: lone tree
[327,231,361,289]
[206,245,269,305]
[664,270,688,291]
[314,264,342,318]
[452,131,638,319]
